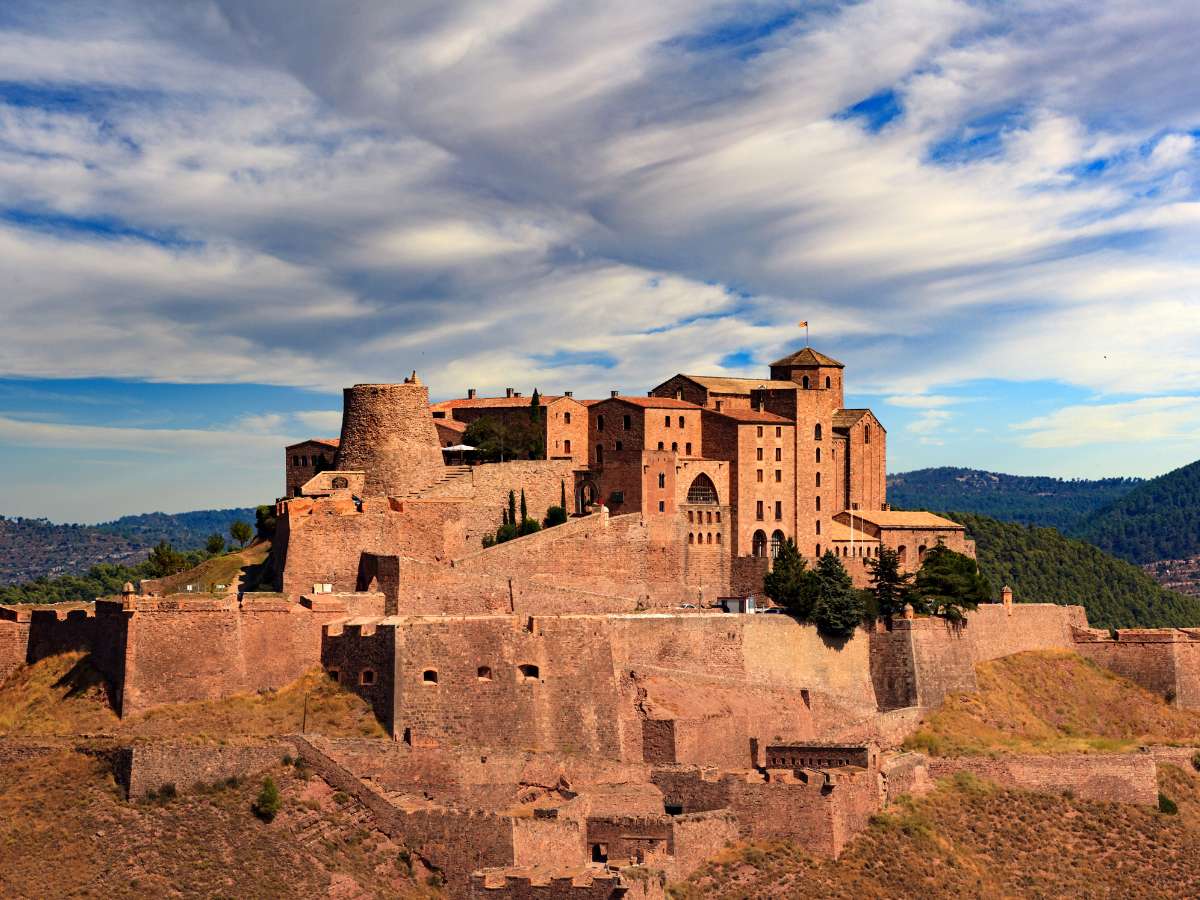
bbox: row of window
[756,469,784,483]
[755,447,783,461]
[656,441,691,454]
[595,413,688,432]
[689,532,721,545]
[754,500,785,521]
[751,530,787,557]
[687,509,721,524]
[330,663,543,686]
[755,426,786,438]
[291,454,328,468]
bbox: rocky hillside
[0,508,257,585]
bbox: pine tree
[865,546,915,623]
[915,542,990,623]
[253,776,282,822]
[812,551,866,638]
[230,520,253,548]
[762,538,816,618]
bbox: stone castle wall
[1073,628,1200,708]
[335,382,446,497]
[120,741,289,800]
[925,753,1159,806]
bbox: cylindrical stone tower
[334,378,445,497]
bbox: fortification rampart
[119,741,290,800]
[1072,627,1200,708]
[924,753,1159,806]
[334,381,446,497]
[467,870,627,900]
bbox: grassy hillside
[956,511,1200,629]
[886,467,1139,532]
[671,766,1200,899]
[1075,459,1200,565]
[904,650,1200,756]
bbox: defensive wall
[923,752,1159,806]
[1073,627,1200,708]
[118,741,290,800]
[467,871,627,900]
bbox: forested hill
[887,468,1140,533]
[0,508,257,585]
[1073,459,1200,565]
[954,511,1200,629]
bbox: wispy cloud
[1013,397,1200,448]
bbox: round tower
[334,381,445,497]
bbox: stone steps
[403,466,472,498]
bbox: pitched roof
[843,510,964,529]
[433,418,467,433]
[674,375,801,394]
[286,437,340,450]
[429,395,561,411]
[599,395,702,410]
[832,409,870,428]
[769,347,844,369]
[705,408,793,425]
[829,520,879,542]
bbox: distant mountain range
[0,509,258,586]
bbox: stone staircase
[404,465,472,498]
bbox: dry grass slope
[674,766,1200,899]
[0,652,387,742]
[0,749,437,899]
[904,649,1200,756]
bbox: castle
[5,345,1200,899]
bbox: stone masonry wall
[925,753,1159,806]
[335,382,446,497]
[120,741,290,800]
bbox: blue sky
[1,0,1199,522]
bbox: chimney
[505,387,514,398]
[467,388,476,399]
[514,391,523,398]
[564,390,573,398]
[610,390,619,398]
[1001,585,1013,614]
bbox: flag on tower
[797,321,808,328]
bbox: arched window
[918,544,927,562]
[770,530,785,557]
[658,472,666,488]
[816,472,821,487]
[825,376,831,389]
[897,545,907,563]
[707,532,713,544]
[477,666,492,680]
[518,663,540,682]
[332,476,349,489]
[814,424,822,441]
[671,442,678,452]
[686,474,718,504]
[564,412,571,424]
[865,424,871,444]
[688,532,694,545]
[752,530,768,557]
[658,441,664,450]
[564,439,571,454]
[802,376,810,389]
[597,415,605,431]
[815,448,821,463]
[716,532,722,544]
[422,669,438,685]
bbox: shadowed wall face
[334,383,445,497]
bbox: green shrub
[253,777,283,822]
[1159,792,1178,815]
[1191,751,1200,772]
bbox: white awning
[441,444,476,452]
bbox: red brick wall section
[334,382,446,497]
[925,753,1158,806]
[121,742,290,800]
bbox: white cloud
[293,410,343,433]
[1013,396,1200,448]
[885,394,965,409]
[0,415,293,456]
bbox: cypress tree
[520,489,528,522]
[561,479,567,511]
[508,490,517,527]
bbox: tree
[464,415,543,461]
[865,547,915,623]
[147,540,187,577]
[494,522,519,544]
[205,533,226,556]
[762,539,817,618]
[255,505,277,541]
[543,505,568,528]
[561,479,567,511]
[520,489,528,522]
[915,542,990,623]
[811,551,866,638]
[508,490,517,527]
[517,517,542,537]
[230,520,253,548]
[253,776,282,822]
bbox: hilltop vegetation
[0,507,257,585]
[957,511,1200,629]
[1075,459,1200,564]
[886,467,1140,533]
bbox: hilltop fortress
[6,346,1200,897]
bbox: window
[757,426,763,438]
[671,442,678,452]
[596,445,604,464]
[332,476,349,489]
[477,666,492,681]
[802,376,810,389]
[597,415,605,431]
[685,442,692,455]
[774,501,782,520]
[665,415,671,427]
[328,669,340,683]
[706,511,713,524]
[715,400,723,411]
[816,544,821,556]
[771,530,785,557]
[865,424,871,444]
[816,472,822,487]
[658,441,664,450]
[707,532,713,544]
[564,412,572,424]
[752,530,767,557]
[291,456,300,466]
[360,669,376,686]
[775,447,782,461]
[757,469,763,483]
[618,414,629,431]
[518,663,540,681]
[688,510,694,523]
[716,532,722,544]
[422,669,438,685]
[815,448,821,463]
[815,520,821,535]
[564,439,571,454]
[687,474,718,504]
[658,500,665,512]
[825,376,831,388]
[678,416,685,428]
[658,472,666,488]
[775,470,782,483]
[815,423,822,441]
[688,532,694,544]
[776,427,782,437]
[615,440,623,451]
[756,500,764,520]
[715,511,721,523]
[757,448,764,461]
[897,545,907,563]
[815,495,821,511]
[918,544,927,561]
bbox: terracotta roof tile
[832,409,870,428]
[286,437,340,450]
[769,347,844,368]
[843,510,964,529]
[430,395,561,410]
[705,408,794,425]
[676,375,801,393]
[597,396,703,410]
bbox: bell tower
[768,347,844,407]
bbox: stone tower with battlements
[334,378,445,496]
